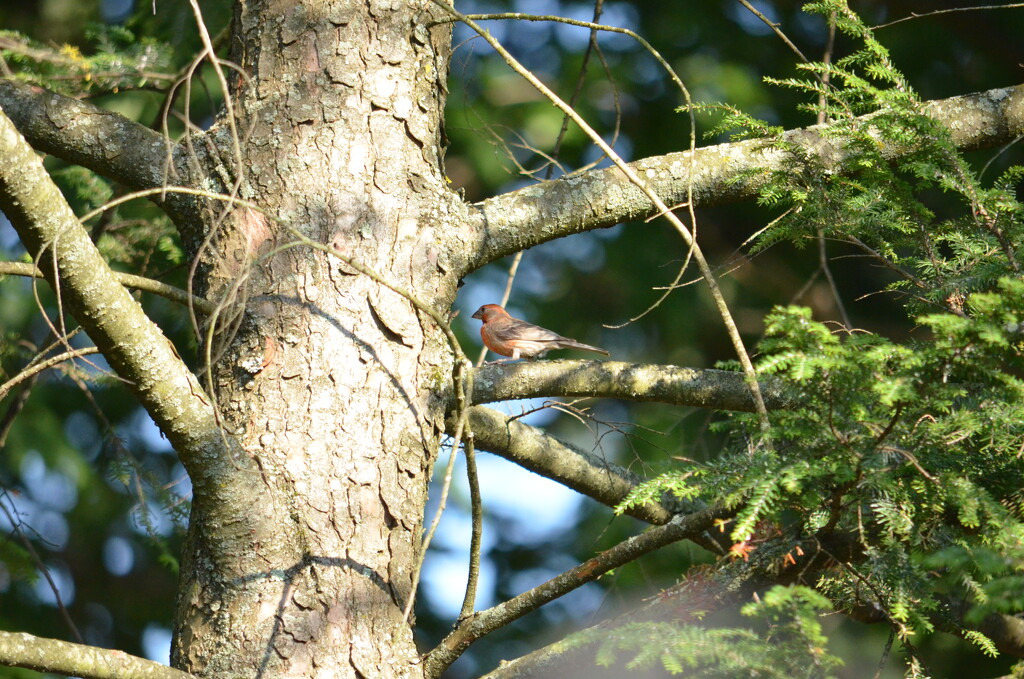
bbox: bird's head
[471,304,508,322]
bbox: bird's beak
[471,309,483,320]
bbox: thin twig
[0,495,84,643]
[811,11,852,328]
[872,628,896,679]
[456,12,701,330]
[817,232,851,327]
[458,435,483,619]
[409,368,474,622]
[736,0,808,62]
[0,329,88,443]
[0,260,214,315]
[473,1,608,365]
[0,378,32,446]
[844,236,931,291]
[464,6,610,616]
[25,244,111,386]
[873,4,1024,29]
[178,1,251,445]
[0,347,101,400]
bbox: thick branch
[454,405,675,524]
[0,631,194,679]
[466,360,792,411]
[464,83,1024,271]
[423,504,730,678]
[0,80,206,231]
[0,79,171,191]
[0,104,248,516]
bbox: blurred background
[0,1,1021,677]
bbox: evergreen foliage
[0,24,173,96]
[585,586,842,678]
[619,1,1024,674]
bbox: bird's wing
[489,318,566,343]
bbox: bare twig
[453,405,674,525]
[463,11,699,330]
[409,368,474,622]
[0,347,101,400]
[736,0,808,62]
[873,4,1024,29]
[0,497,83,643]
[458,435,483,619]
[464,3,612,618]
[0,261,214,315]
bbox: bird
[471,304,609,362]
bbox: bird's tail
[561,340,609,356]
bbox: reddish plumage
[471,304,610,361]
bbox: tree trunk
[170,3,460,677]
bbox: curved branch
[0,80,205,228]
[0,346,101,400]
[455,405,675,524]
[0,631,194,679]
[464,83,1024,272]
[423,503,731,678]
[466,360,793,412]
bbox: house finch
[471,304,610,361]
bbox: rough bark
[0,79,168,189]
[168,3,462,678]
[465,360,794,411]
